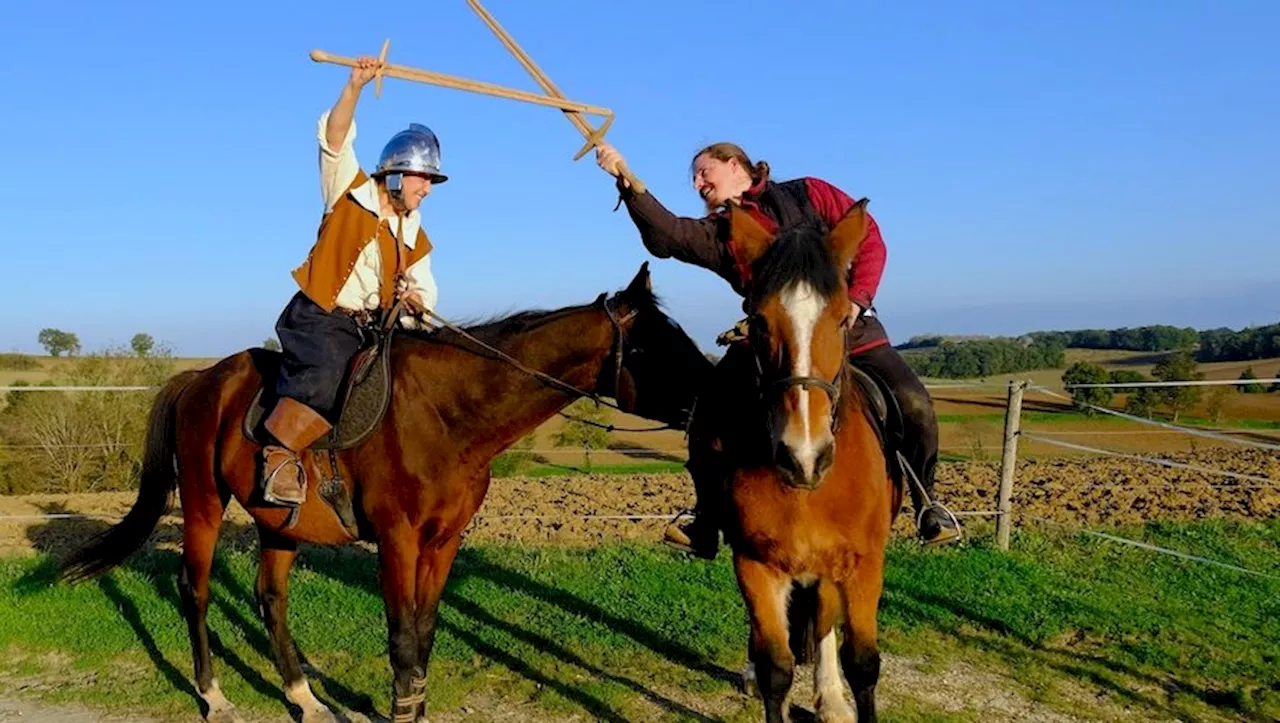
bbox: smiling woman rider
[594,140,962,557]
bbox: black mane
[749,217,842,304]
[401,283,662,347]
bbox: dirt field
[2,448,1275,557]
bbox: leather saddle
[242,324,397,451]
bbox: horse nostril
[774,442,797,474]
[813,441,835,480]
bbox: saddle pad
[243,340,394,451]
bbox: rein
[418,301,676,433]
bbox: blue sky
[2,0,1277,357]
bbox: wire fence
[2,376,1278,583]
[991,377,1280,580]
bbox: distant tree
[130,333,155,358]
[1238,367,1265,394]
[1062,362,1113,414]
[263,337,282,352]
[1125,388,1159,418]
[1205,386,1234,425]
[1152,350,1203,422]
[37,328,80,357]
[553,398,612,470]
[1108,369,1148,385]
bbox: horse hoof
[816,701,856,723]
[302,707,340,723]
[739,664,759,697]
[206,706,246,723]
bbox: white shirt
[317,110,439,317]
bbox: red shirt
[729,176,886,311]
[617,174,887,311]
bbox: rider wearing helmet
[594,141,961,555]
[260,56,448,507]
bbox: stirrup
[262,454,307,507]
[916,502,963,548]
[898,450,962,547]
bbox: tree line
[1029,322,1280,361]
[1062,352,1278,423]
[902,338,1066,379]
[899,320,1279,379]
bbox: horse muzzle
[774,437,835,490]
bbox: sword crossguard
[375,38,390,98]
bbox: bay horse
[693,202,903,723]
[56,264,710,723]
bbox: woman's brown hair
[690,142,770,185]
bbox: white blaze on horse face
[779,281,830,481]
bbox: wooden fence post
[996,380,1028,551]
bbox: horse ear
[625,262,652,296]
[727,206,775,267]
[829,198,870,270]
[593,292,608,308]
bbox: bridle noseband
[602,295,637,404]
[747,309,852,432]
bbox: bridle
[419,294,676,432]
[746,308,852,433]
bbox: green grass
[2,520,1278,722]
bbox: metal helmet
[374,123,448,208]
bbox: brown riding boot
[663,511,720,560]
[260,397,332,507]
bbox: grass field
[2,519,1278,722]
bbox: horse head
[731,199,872,489]
[594,262,714,430]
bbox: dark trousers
[848,319,941,515]
[274,292,364,420]
[686,315,941,522]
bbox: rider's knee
[895,385,936,433]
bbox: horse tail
[59,369,200,583]
[788,582,820,664]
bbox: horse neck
[418,309,616,461]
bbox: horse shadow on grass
[884,576,1266,722]
[16,507,738,723]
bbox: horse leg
[734,555,796,723]
[378,531,424,723]
[254,526,337,723]
[408,534,463,723]
[839,552,886,723]
[812,579,854,723]
[177,486,243,723]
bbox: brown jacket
[292,169,433,313]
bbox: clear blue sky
[2,0,1277,357]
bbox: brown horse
[692,202,903,723]
[56,263,710,723]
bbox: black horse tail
[58,369,200,583]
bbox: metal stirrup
[897,450,962,540]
